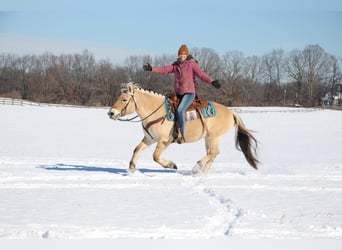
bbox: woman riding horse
[108,82,259,175]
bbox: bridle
[118,91,165,123]
[117,93,139,122]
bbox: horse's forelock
[120,82,140,94]
[120,83,128,93]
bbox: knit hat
[178,44,189,56]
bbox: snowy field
[0,103,342,245]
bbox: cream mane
[122,82,164,98]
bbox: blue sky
[1,0,342,64]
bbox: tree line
[0,45,341,107]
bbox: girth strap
[195,106,210,136]
[142,116,166,139]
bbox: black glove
[211,80,221,89]
[143,63,152,71]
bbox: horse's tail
[232,111,259,169]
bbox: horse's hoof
[167,162,178,170]
[192,163,202,176]
[192,168,201,176]
[129,161,136,171]
[128,166,136,173]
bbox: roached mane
[121,82,164,98]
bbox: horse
[107,82,259,174]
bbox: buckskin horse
[108,82,259,174]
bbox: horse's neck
[134,91,165,119]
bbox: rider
[143,44,221,143]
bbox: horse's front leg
[129,136,154,172]
[153,140,177,170]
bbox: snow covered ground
[0,103,342,241]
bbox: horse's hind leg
[129,136,154,172]
[153,140,177,170]
[192,137,220,175]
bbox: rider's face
[178,53,187,62]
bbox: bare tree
[262,49,285,104]
[286,45,334,106]
[243,55,264,105]
[39,53,58,102]
[302,45,331,106]
[286,49,306,105]
[244,55,263,84]
[220,51,244,104]
[95,60,126,106]
[325,55,342,105]
[0,53,17,95]
[16,54,36,100]
[262,49,285,85]
[222,51,244,84]
[53,54,75,103]
[191,47,222,79]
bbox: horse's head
[107,82,138,120]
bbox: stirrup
[172,128,185,144]
[176,129,185,144]
[176,135,185,144]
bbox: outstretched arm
[143,63,174,74]
[192,63,220,88]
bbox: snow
[0,104,342,242]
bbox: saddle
[167,92,209,112]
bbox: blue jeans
[177,93,196,136]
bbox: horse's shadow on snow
[37,163,192,176]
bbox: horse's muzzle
[107,108,120,120]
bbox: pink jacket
[152,59,214,95]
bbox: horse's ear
[127,84,134,94]
[122,82,138,94]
